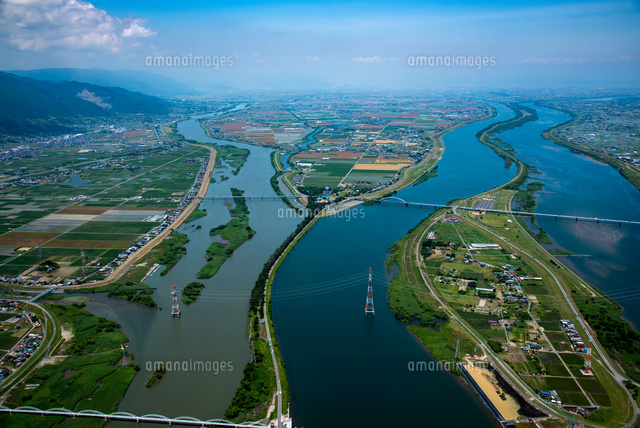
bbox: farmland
[0,139,211,283]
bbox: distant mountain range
[0,72,170,136]
[7,68,198,97]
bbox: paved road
[0,300,57,400]
[66,143,216,290]
[263,293,282,428]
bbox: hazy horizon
[1,0,639,90]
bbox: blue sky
[1,0,639,89]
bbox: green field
[544,376,590,406]
[0,304,138,428]
[300,159,358,187]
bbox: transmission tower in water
[170,285,181,317]
[365,267,375,315]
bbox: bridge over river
[368,197,640,227]
[0,406,268,427]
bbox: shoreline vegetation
[226,197,323,424]
[0,303,140,427]
[224,107,501,424]
[185,205,207,223]
[383,102,638,426]
[539,105,640,192]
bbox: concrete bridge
[368,197,640,227]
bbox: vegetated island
[145,364,167,388]
[185,205,207,223]
[197,188,256,279]
[182,282,205,305]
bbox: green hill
[0,72,169,136]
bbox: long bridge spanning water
[0,406,268,427]
[199,195,302,201]
[368,197,640,227]
[198,194,639,227]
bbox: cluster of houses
[560,319,587,351]
[1,333,43,373]
[539,390,562,405]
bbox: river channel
[89,113,299,420]
[89,100,639,427]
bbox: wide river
[89,100,639,427]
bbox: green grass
[538,321,562,331]
[559,353,585,366]
[181,282,205,305]
[197,189,255,279]
[0,304,138,427]
[158,231,190,275]
[70,221,159,235]
[185,206,207,223]
[0,331,21,349]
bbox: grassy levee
[64,229,191,308]
[0,304,138,428]
[225,205,319,424]
[262,214,322,414]
[365,105,508,201]
[269,150,302,211]
[383,101,636,426]
[539,106,640,192]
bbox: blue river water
[272,103,517,428]
[497,103,640,328]
[280,128,321,169]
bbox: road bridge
[30,287,57,302]
[367,197,640,227]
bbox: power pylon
[365,267,375,315]
[170,285,181,317]
[81,249,87,277]
[584,328,593,374]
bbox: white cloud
[0,0,156,52]
[122,20,157,38]
[520,56,639,64]
[351,56,397,64]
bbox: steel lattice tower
[365,267,375,315]
[584,328,593,373]
[81,249,87,277]
[170,285,181,317]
